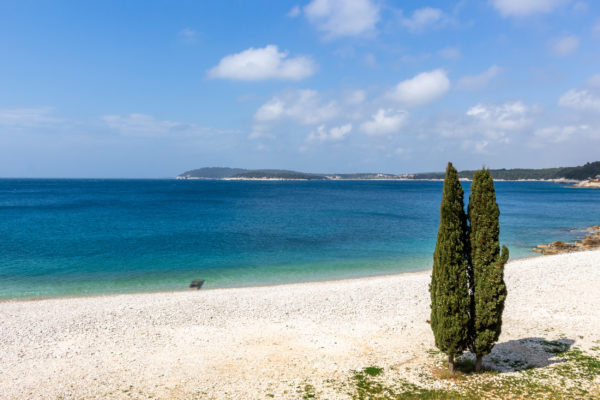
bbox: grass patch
[300,384,316,399]
[341,345,600,399]
[540,339,571,354]
[559,347,600,379]
[364,366,384,377]
[349,367,461,400]
[508,359,535,371]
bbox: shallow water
[1,179,598,299]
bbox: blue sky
[1,0,600,177]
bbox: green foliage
[560,161,600,180]
[343,347,600,399]
[179,167,248,178]
[300,384,317,399]
[178,167,409,180]
[413,160,600,180]
[467,169,509,357]
[430,162,471,359]
[180,161,600,180]
[349,367,460,400]
[232,169,327,180]
[364,366,384,377]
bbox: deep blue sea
[1,179,599,299]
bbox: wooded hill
[177,168,407,180]
[413,161,600,181]
[178,161,600,181]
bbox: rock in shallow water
[189,279,205,289]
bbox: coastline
[176,176,581,183]
[2,250,599,399]
[0,251,544,303]
[0,265,434,304]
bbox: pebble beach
[1,250,599,399]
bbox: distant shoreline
[177,162,600,181]
[176,176,580,183]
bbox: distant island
[177,162,600,182]
[176,167,412,180]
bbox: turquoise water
[1,179,599,299]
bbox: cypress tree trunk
[430,162,470,376]
[467,169,509,373]
[448,355,455,375]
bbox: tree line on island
[416,161,600,181]
[178,161,600,181]
[430,163,508,375]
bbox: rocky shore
[570,180,600,188]
[533,225,600,255]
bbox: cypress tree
[430,162,471,375]
[467,168,509,372]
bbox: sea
[1,179,599,300]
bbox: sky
[1,0,600,177]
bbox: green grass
[300,383,317,399]
[540,340,571,354]
[338,342,600,400]
[348,367,460,400]
[363,366,384,377]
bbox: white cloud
[466,101,532,135]
[346,90,367,105]
[534,124,589,142]
[304,0,380,38]
[549,35,579,57]
[0,107,61,127]
[360,109,408,135]
[254,90,338,125]
[388,69,450,107]
[491,0,569,17]
[431,101,533,153]
[558,89,600,111]
[103,114,216,137]
[307,123,352,142]
[400,7,445,33]
[287,5,301,17]
[461,139,490,154]
[254,99,285,121]
[208,45,317,81]
[456,65,502,90]
[438,46,461,60]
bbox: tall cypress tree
[468,168,509,372]
[430,162,471,375]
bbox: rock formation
[533,226,600,255]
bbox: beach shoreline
[0,251,545,303]
[2,250,599,399]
